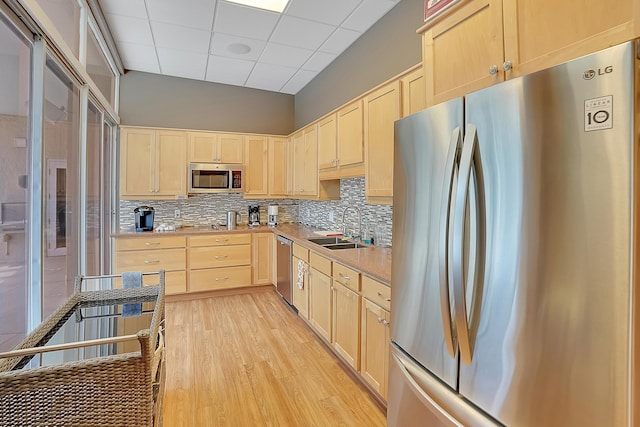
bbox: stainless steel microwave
[188,163,244,193]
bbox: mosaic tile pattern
[119,193,299,231]
[119,177,393,246]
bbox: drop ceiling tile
[117,41,159,73]
[151,22,211,53]
[319,27,361,55]
[342,0,396,32]
[246,62,297,91]
[146,0,216,30]
[259,42,313,68]
[210,33,266,61]
[157,47,208,80]
[302,51,337,72]
[270,15,335,50]
[105,14,154,45]
[99,0,147,19]
[281,69,317,94]
[215,2,280,41]
[205,55,254,86]
[284,0,361,26]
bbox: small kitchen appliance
[267,205,278,227]
[226,211,240,230]
[134,206,154,232]
[248,205,260,227]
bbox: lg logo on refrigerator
[583,66,613,80]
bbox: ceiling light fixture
[225,0,290,13]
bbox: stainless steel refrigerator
[389,41,637,426]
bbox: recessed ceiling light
[225,0,290,13]
[227,43,252,54]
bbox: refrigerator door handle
[391,346,500,427]
[452,124,486,365]
[438,127,461,357]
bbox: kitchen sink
[306,237,345,245]
[323,243,368,250]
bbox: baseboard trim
[166,284,275,302]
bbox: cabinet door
[364,81,401,202]
[361,299,390,399]
[302,124,318,196]
[502,0,636,77]
[156,130,187,196]
[188,131,217,162]
[218,133,244,163]
[252,233,272,285]
[401,67,426,117]
[332,282,361,370]
[318,114,337,170]
[244,136,268,196]
[309,267,332,341]
[292,256,309,319]
[268,137,288,197]
[423,0,505,106]
[291,131,305,196]
[120,127,155,197]
[337,100,364,167]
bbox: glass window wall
[0,13,32,353]
[87,28,115,105]
[34,0,81,58]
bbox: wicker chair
[0,271,166,427]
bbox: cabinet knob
[502,61,512,72]
[377,316,383,323]
[489,65,499,75]
[382,319,389,327]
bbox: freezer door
[458,42,634,426]
[391,98,462,389]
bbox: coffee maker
[248,204,260,227]
[134,206,155,232]
[267,205,278,227]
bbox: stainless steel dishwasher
[276,236,293,305]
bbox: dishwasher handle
[277,236,292,246]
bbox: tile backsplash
[119,177,393,246]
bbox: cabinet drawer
[292,243,309,261]
[189,266,252,291]
[189,233,251,247]
[116,236,186,251]
[116,248,186,272]
[190,245,251,269]
[362,276,390,311]
[309,251,332,276]
[333,262,361,291]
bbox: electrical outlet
[174,209,181,218]
[328,211,334,222]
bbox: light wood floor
[163,289,386,426]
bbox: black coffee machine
[134,206,155,232]
[248,204,260,227]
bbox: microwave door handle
[439,127,461,358]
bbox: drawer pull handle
[339,272,351,280]
[144,260,160,264]
[214,255,228,259]
[145,242,161,246]
[377,291,391,302]
[215,277,228,281]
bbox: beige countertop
[114,223,392,285]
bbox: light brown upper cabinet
[336,100,364,177]
[244,135,268,196]
[120,127,187,199]
[291,130,307,197]
[364,81,401,205]
[318,114,337,172]
[188,131,243,163]
[421,0,639,106]
[401,67,426,117]
[292,125,340,200]
[268,137,288,197]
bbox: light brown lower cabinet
[252,233,272,285]
[332,281,361,370]
[360,298,390,399]
[309,266,333,342]
[188,233,251,292]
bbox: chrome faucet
[341,206,362,240]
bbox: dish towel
[122,271,143,317]
[296,260,306,290]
